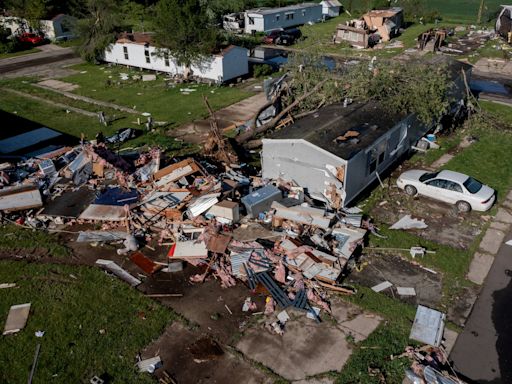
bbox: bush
[253,64,273,78]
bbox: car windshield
[463,177,483,194]
[419,171,439,182]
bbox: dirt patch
[141,322,273,384]
[346,252,443,307]
[371,185,484,250]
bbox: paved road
[0,45,80,78]
[450,226,512,383]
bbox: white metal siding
[262,139,346,201]
[103,43,248,82]
[244,5,322,33]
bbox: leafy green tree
[153,0,218,68]
[75,0,122,62]
[4,0,48,28]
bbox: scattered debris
[3,303,31,335]
[95,259,142,286]
[390,215,428,230]
[396,287,416,296]
[371,281,393,293]
[409,305,446,347]
[137,356,162,373]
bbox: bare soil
[346,251,443,308]
[371,184,485,250]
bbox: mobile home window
[367,149,377,175]
[276,14,280,21]
[302,10,306,17]
[248,16,255,25]
[144,49,150,63]
[286,12,294,20]
[164,51,170,67]
[123,46,129,60]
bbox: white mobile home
[103,33,249,83]
[244,3,322,33]
[320,0,342,18]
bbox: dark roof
[269,102,404,160]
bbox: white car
[396,169,495,212]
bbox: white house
[320,0,342,18]
[244,3,322,33]
[102,33,249,83]
[40,14,76,41]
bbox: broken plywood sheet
[154,158,203,186]
[390,215,428,230]
[169,241,208,259]
[0,185,42,212]
[79,204,127,221]
[130,252,163,275]
[206,234,232,254]
[40,186,95,218]
[95,259,141,286]
[271,201,333,229]
[3,303,31,335]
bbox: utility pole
[477,0,485,24]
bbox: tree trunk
[236,79,327,144]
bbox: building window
[286,13,294,20]
[302,10,306,17]
[164,51,170,67]
[123,46,129,60]
[248,17,255,25]
[144,49,150,63]
[276,15,280,22]
[367,149,377,175]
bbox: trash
[277,309,290,323]
[0,283,16,289]
[35,330,45,337]
[130,251,163,274]
[3,303,31,335]
[116,235,139,255]
[242,185,282,218]
[306,306,321,320]
[390,215,428,230]
[90,376,104,384]
[137,356,162,373]
[506,240,512,246]
[95,259,142,287]
[371,281,393,293]
[142,74,157,82]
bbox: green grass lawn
[0,225,70,258]
[62,63,253,124]
[334,287,417,383]
[0,47,41,60]
[0,260,172,384]
[426,0,504,23]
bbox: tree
[237,54,452,143]
[4,0,48,28]
[75,0,122,63]
[153,0,218,68]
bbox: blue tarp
[94,187,138,206]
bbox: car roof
[437,170,469,184]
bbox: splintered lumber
[317,281,355,295]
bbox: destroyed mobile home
[0,138,372,323]
[335,7,404,48]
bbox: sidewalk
[450,191,512,383]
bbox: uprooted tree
[236,52,453,145]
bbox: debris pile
[0,139,370,327]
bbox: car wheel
[456,201,471,213]
[404,185,417,196]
